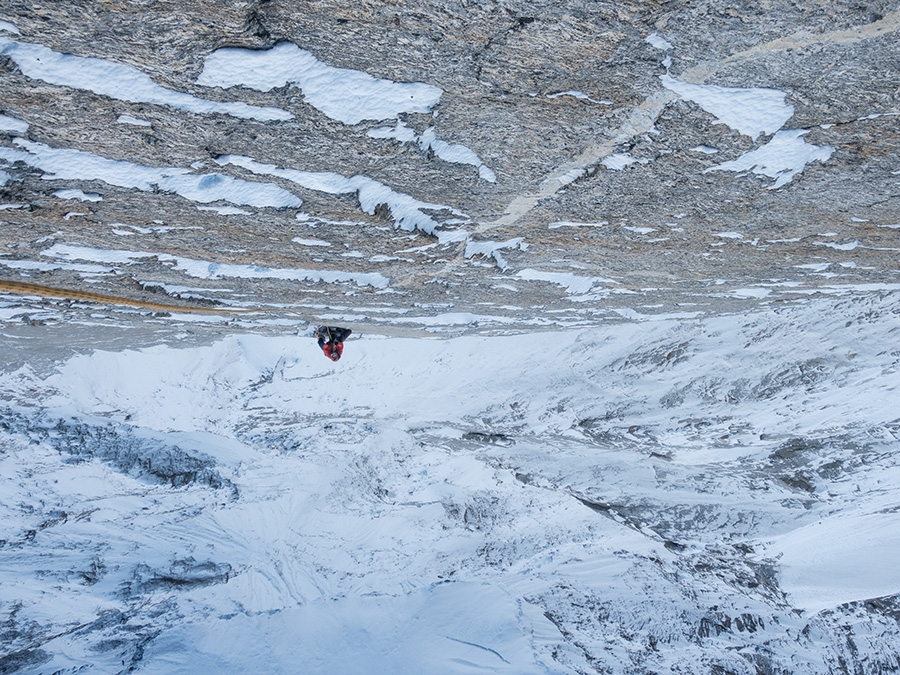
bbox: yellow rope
[0,279,281,315]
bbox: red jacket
[322,342,343,361]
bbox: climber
[315,325,352,361]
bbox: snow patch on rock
[198,41,441,125]
[661,74,793,140]
[0,35,291,121]
[0,139,302,208]
[706,129,834,188]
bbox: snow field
[2,292,899,672]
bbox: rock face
[1,2,900,674]
[1,0,897,328]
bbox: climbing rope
[0,279,302,317]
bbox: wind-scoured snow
[292,237,332,247]
[0,257,114,275]
[198,43,491,184]
[546,90,614,105]
[40,243,390,288]
[217,154,468,241]
[770,511,900,612]
[53,188,103,202]
[0,114,28,134]
[706,129,835,188]
[198,42,442,125]
[116,114,152,127]
[549,220,608,228]
[0,34,291,122]
[2,292,899,673]
[515,268,616,294]
[368,121,496,182]
[661,74,794,140]
[0,140,303,208]
[196,205,252,216]
[602,153,638,170]
[367,120,419,144]
[645,32,674,52]
[463,237,526,269]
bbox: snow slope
[2,291,899,673]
